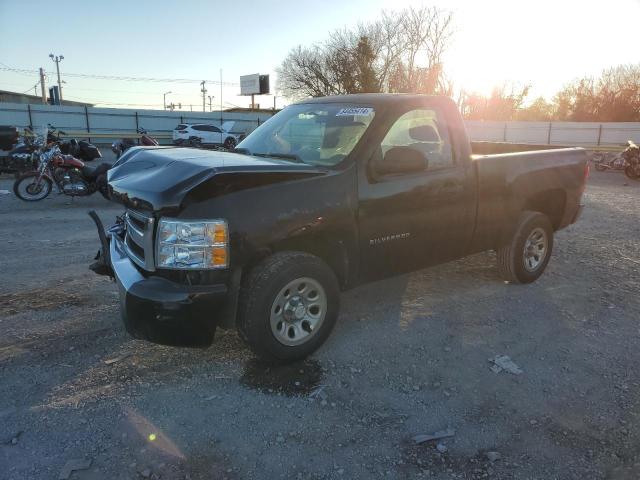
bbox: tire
[223,137,236,150]
[237,251,340,363]
[496,211,554,284]
[624,164,640,180]
[13,173,52,201]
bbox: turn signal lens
[208,223,228,244]
[211,246,228,267]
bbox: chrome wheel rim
[270,277,327,346]
[18,178,49,200]
[523,227,548,272]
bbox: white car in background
[173,121,243,149]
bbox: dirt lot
[1,168,639,480]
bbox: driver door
[357,106,475,281]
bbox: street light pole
[163,91,172,110]
[48,53,64,102]
[208,95,214,112]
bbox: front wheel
[237,251,340,363]
[496,211,554,284]
[624,164,640,180]
[13,173,53,201]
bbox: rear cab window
[381,108,453,171]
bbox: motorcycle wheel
[624,164,640,180]
[13,173,53,201]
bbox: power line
[64,94,244,110]
[0,64,239,86]
[21,81,40,95]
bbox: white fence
[0,102,275,144]
[1,102,639,148]
[465,120,640,148]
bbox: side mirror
[375,146,427,175]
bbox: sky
[1,0,639,111]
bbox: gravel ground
[0,167,639,480]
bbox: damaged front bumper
[88,211,230,347]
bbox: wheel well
[242,237,350,290]
[524,189,566,230]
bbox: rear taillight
[579,162,589,196]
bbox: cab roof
[295,93,454,109]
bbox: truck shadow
[239,358,324,396]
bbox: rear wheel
[496,211,554,284]
[237,251,340,363]
[13,173,52,201]
[188,136,202,148]
[223,137,236,150]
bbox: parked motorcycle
[1,126,102,176]
[111,128,159,159]
[622,140,640,180]
[48,125,102,162]
[593,141,640,180]
[13,141,111,201]
[1,127,38,176]
[593,151,625,171]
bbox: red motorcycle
[13,142,111,201]
[111,128,159,159]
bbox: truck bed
[469,147,588,253]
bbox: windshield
[237,103,375,166]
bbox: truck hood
[107,147,325,212]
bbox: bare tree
[277,6,454,99]
[461,84,530,121]
[554,64,640,121]
[462,64,640,122]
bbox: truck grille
[124,209,155,271]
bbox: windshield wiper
[252,152,303,163]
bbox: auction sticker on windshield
[336,107,374,116]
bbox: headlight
[156,218,228,269]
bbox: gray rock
[489,355,523,375]
[485,451,502,462]
[436,443,448,453]
[58,459,92,480]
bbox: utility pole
[48,54,64,102]
[163,91,172,110]
[208,95,214,112]
[220,69,223,125]
[200,81,207,112]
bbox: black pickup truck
[90,94,588,362]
